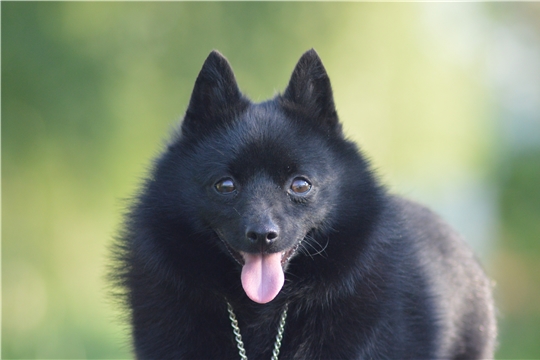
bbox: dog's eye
[215,178,236,194]
[290,177,311,195]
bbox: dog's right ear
[182,51,246,136]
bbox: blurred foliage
[493,150,540,359]
[2,2,540,359]
[499,151,540,254]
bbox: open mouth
[216,232,300,304]
[218,234,300,268]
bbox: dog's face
[160,50,351,303]
[197,113,339,303]
[201,115,334,260]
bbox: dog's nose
[246,224,279,245]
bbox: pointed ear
[282,49,338,127]
[183,51,247,135]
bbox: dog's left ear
[282,49,338,128]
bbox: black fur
[113,50,496,359]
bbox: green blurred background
[3,2,540,359]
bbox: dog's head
[156,50,371,303]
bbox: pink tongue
[241,252,285,304]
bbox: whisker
[301,235,329,259]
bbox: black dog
[113,50,496,359]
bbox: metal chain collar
[226,301,289,360]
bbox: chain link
[226,301,288,360]
[271,303,288,360]
[227,302,248,360]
